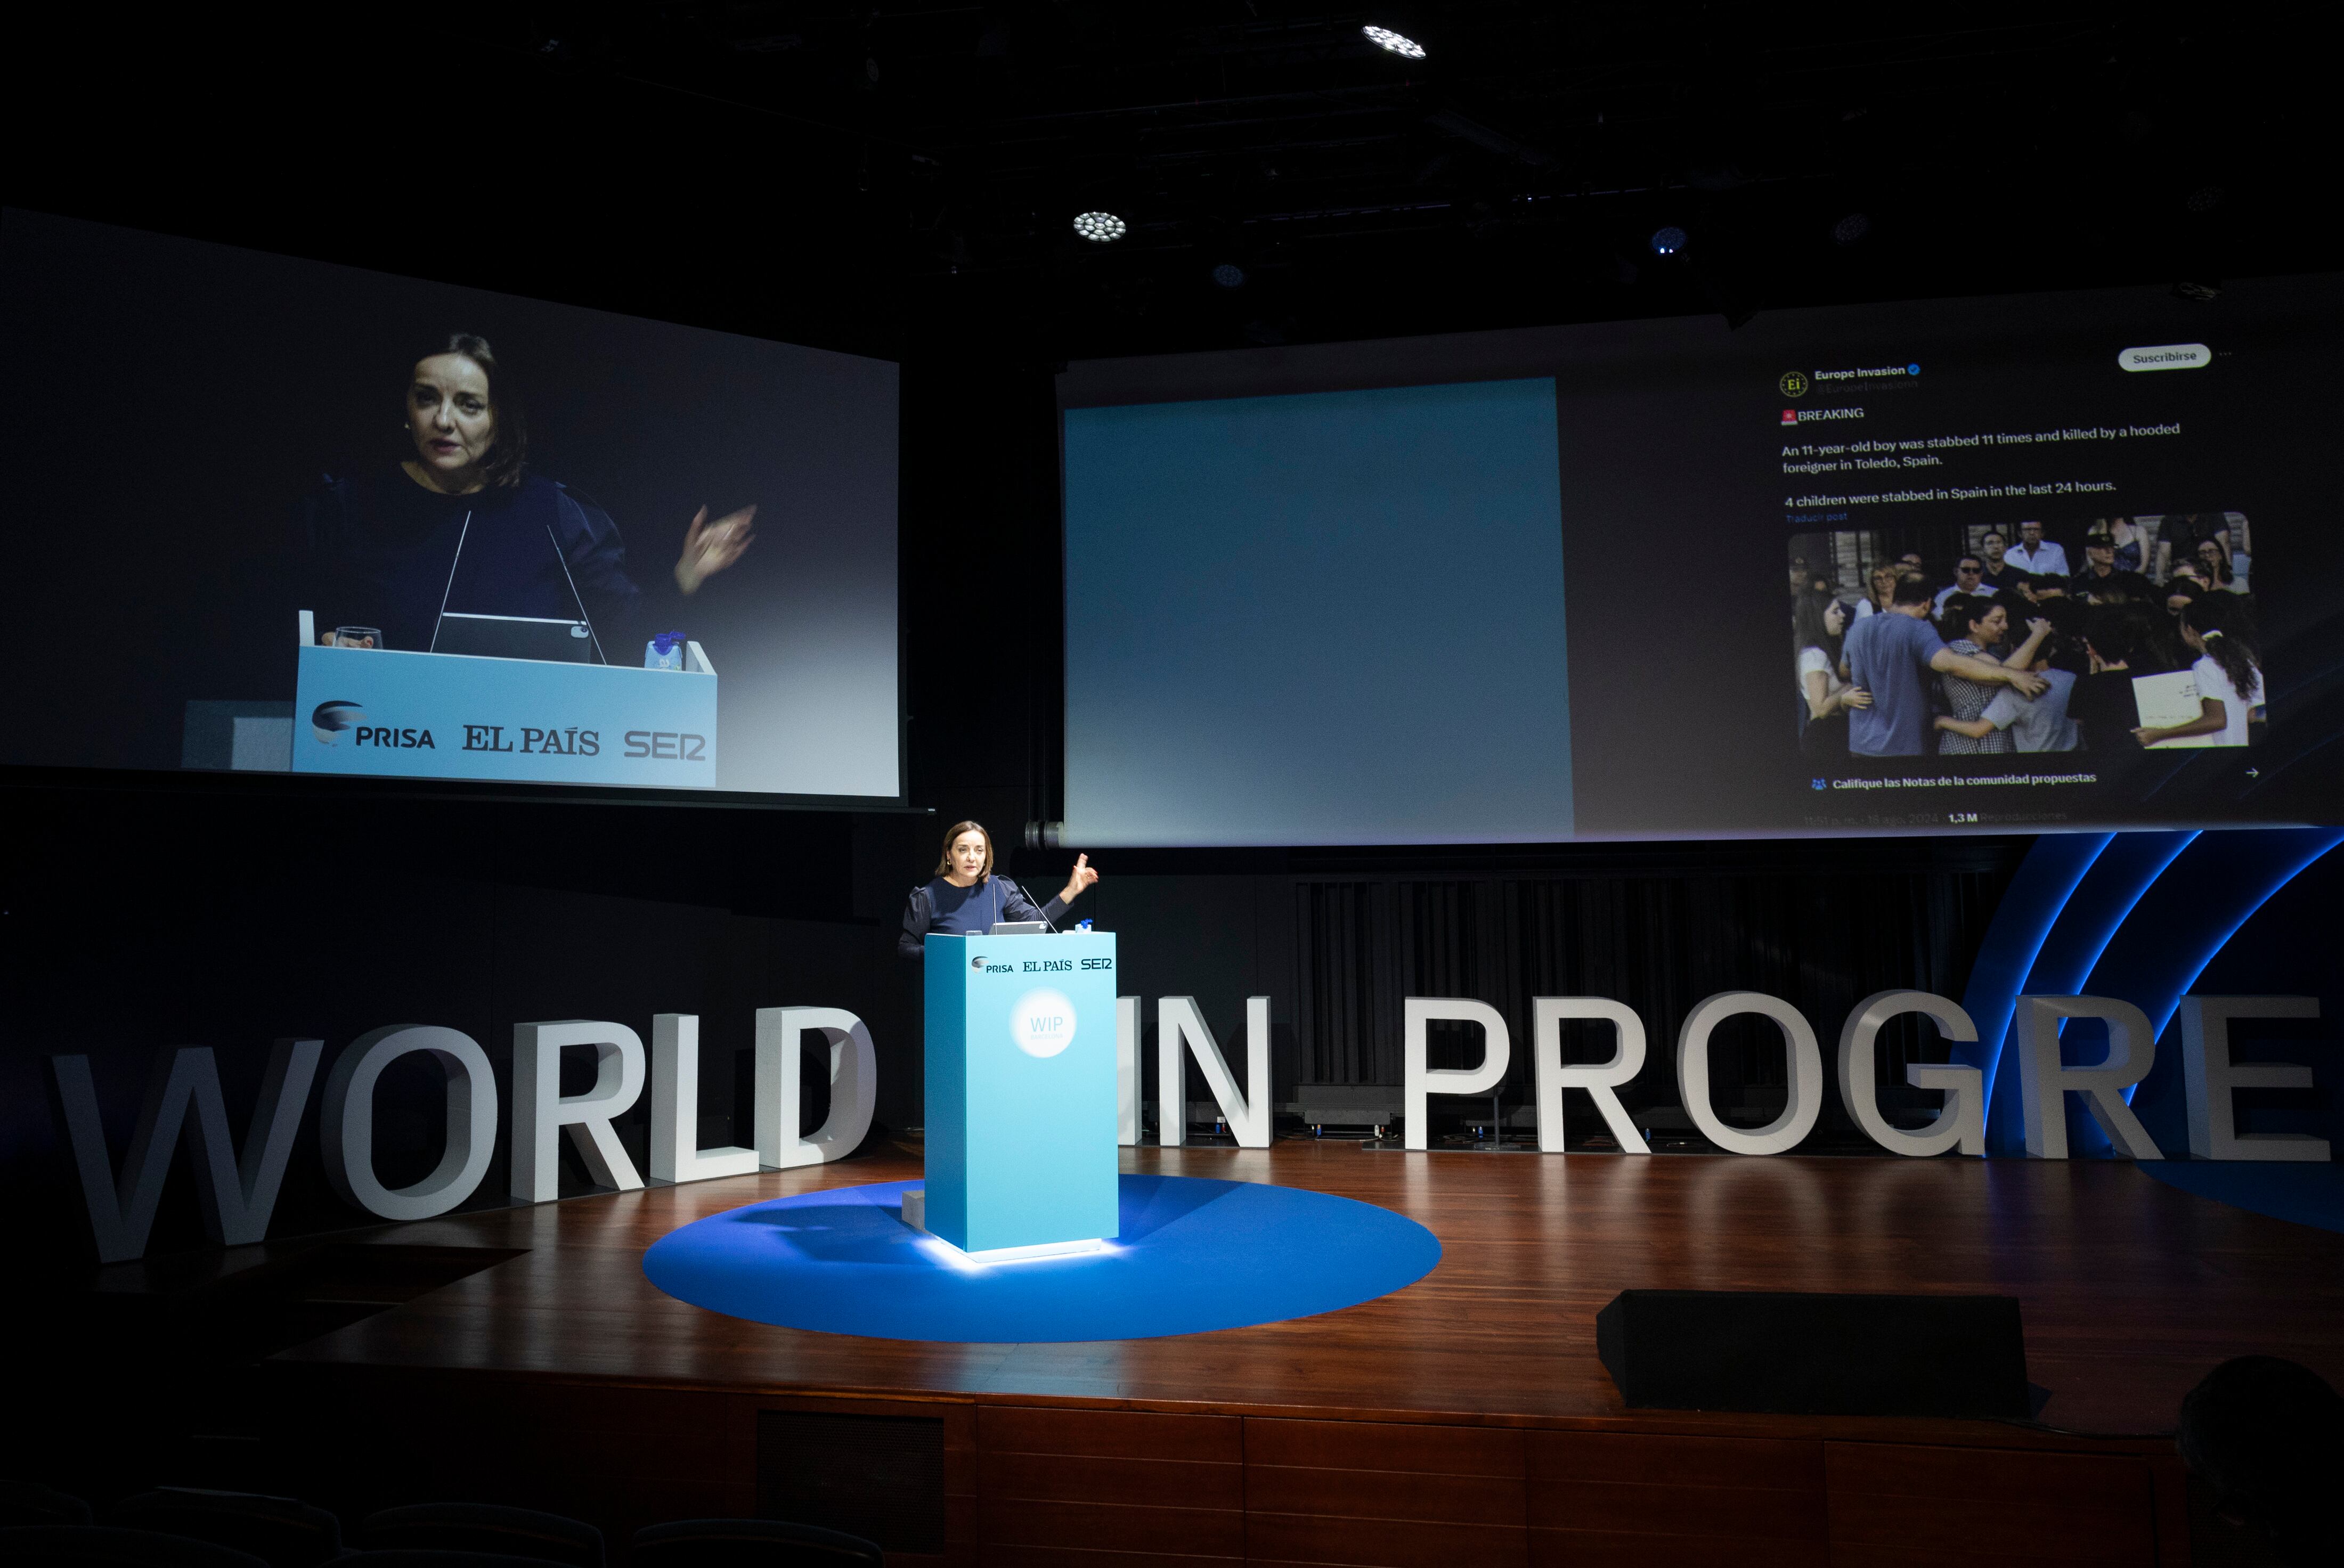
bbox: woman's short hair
[417,332,528,489]
[935,820,995,879]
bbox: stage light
[1649,226,1688,256]
[1832,212,1871,246]
[1364,25,1425,59]
[1073,211,1127,243]
[1211,262,1247,289]
[2185,184,2224,214]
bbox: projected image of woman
[899,821,1101,959]
[2134,593,2266,749]
[1852,563,1900,621]
[1932,594,2048,756]
[297,333,756,654]
[1794,590,1868,757]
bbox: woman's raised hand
[1060,852,1100,905]
[675,503,758,594]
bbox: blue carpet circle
[642,1174,1442,1342]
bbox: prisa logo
[1010,987,1076,1059]
[311,700,364,744]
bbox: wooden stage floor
[281,1141,2344,1436]
[267,1145,2344,1567]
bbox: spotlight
[1649,225,1688,256]
[1211,262,1247,289]
[1072,211,1127,243]
[1832,212,1871,246]
[1364,25,1425,59]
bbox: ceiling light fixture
[1072,211,1127,243]
[1364,26,1425,59]
[1649,226,1688,256]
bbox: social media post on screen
[1760,323,2293,829]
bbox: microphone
[545,522,610,665]
[426,509,475,653]
[992,871,1059,934]
[1018,870,1061,933]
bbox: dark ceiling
[9,4,2337,360]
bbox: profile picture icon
[1779,370,1810,397]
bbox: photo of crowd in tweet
[1788,512,2261,778]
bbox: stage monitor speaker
[1595,1289,2029,1419]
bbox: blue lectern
[924,930,1119,1254]
[290,615,717,788]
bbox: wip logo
[972,956,986,970]
[1010,987,1076,1059]
[311,701,365,744]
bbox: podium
[289,612,717,788]
[924,930,1119,1254]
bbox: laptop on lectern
[434,612,597,663]
[989,921,1050,935]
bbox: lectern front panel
[923,932,1119,1253]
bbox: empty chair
[0,1524,271,1568]
[630,1519,883,1568]
[357,1502,604,1568]
[104,1489,340,1568]
[0,1481,95,1528]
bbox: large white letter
[1157,997,1272,1148]
[1837,990,1985,1157]
[2012,995,2162,1159]
[53,1039,322,1263]
[1531,998,1648,1154]
[648,1014,758,1183]
[1118,997,1142,1147]
[1676,992,1822,1156]
[323,1026,497,1221]
[511,1020,647,1201]
[754,1007,877,1170]
[2179,996,2327,1162]
[1402,998,1510,1152]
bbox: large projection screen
[1061,276,2344,845]
[1,209,899,799]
